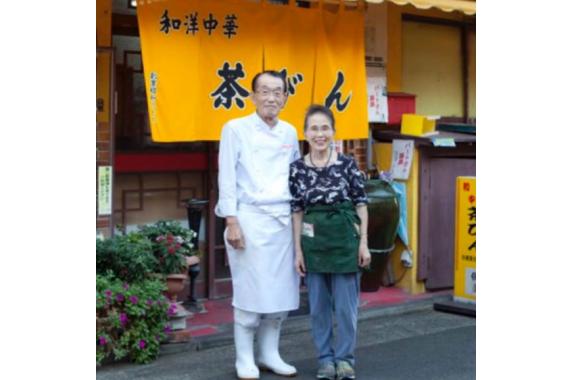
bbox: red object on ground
[387,92,416,125]
[174,287,448,343]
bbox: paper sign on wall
[366,65,388,123]
[98,166,112,216]
[390,139,414,180]
[366,75,388,122]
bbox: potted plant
[154,233,190,301]
[138,221,199,301]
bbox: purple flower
[119,313,128,326]
[164,324,172,333]
[167,304,177,316]
[138,339,146,349]
[129,296,138,304]
[116,293,125,302]
[146,299,154,306]
[104,290,112,298]
[99,336,107,346]
[122,283,129,290]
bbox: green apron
[301,201,361,273]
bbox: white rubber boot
[257,316,297,377]
[234,323,260,380]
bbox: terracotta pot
[165,273,187,302]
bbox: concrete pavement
[97,297,476,380]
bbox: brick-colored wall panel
[97,130,110,141]
[97,122,110,133]
[97,0,113,236]
[97,150,111,163]
[97,218,110,228]
[342,139,368,171]
[97,149,110,157]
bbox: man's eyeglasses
[255,88,286,98]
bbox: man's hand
[358,241,371,268]
[226,218,245,250]
[295,250,306,277]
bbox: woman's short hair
[304,104,336,132]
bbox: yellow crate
[401,114,437,136]
[423,117,437,134]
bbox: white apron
[225,203,300,313]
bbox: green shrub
[96,232,157,283]
[95,220,199,365]
[96,274,171,365]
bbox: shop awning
[359,0,476,16]
[130,0,476,16]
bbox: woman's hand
[295,250,306,277]
[358,241,371,268]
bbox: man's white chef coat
[215,112,300,218]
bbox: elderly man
[215,70,300,380]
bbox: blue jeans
[306,272,360,367]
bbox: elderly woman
[289,104,371,380]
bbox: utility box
[453,176,476,304]
[387,92,416,125]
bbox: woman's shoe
[316,362,336,380]
[335,360,356,380]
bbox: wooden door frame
[417,144,475,283]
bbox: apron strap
[305,202,360,231]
